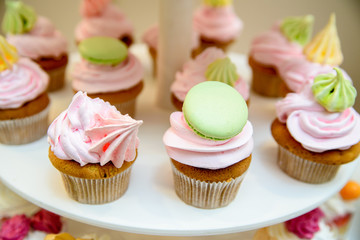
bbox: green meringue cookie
[183,81,248,141]
[2,0,37,34]
[78,36,128,66]
[280,15,314,46]
[205,57,239,87]
[312,68,357,112]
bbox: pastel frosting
[80,0,111,17]
[2,0,37,34]
[6,16,68,59]
[276,83,360,152]
[193,4,243,42]
[203,0,233,7]
[280,15,314,46]
[0,58,49,109]
[47,91,142,168]
[75,3,133,43]
[171,47,249,102]
[0,35,19,71]
[205,57,238,86]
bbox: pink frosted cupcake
[193,0,243,52]
[171,47,249,111]
[249,15,313,97]
[48,91,142,204]
[2,0,68,92]
[75,0,134,46]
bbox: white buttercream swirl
[6,16,68,59]
[0,58,49,109]
[163,112,253,169]
[48,92,142,168]
[71,53,144,93]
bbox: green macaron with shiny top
[78,36,128,66]
[183,81,248,141]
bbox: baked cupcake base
[197,36,234,53]
[170,156,251,209]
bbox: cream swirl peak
[47,92,142,168]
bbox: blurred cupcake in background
[2,0,68,92]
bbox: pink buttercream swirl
[250,24,303,68]
[163,112,253,169]
[80,0,111,17]
[0,214,30,240]
[75,4,133,43]
[193,5,243,42]
[0,58,49,109]
[285,208,325,239]
[71,53,144,94]
[276,84,360,152]
[47,92,142,168]
[142,24,200,51]
[171,47,249,102]
[6,16,68,59]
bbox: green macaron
[182,81,248,141]
[78,36,128,65]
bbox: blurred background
[1,0,359,110]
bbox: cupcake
[142,24,200,76]
[47,91,142,204]
[0,36,50,145]
[163,81,253,209]
[193,0,243,53]
[75,0,134,46]
[278,13,344,94]
[171,47,249,111]
[271,68,360,184]
[249,15,313,97]
[2,0,68,92]
[71,36,144,117]
[253,208,337,240]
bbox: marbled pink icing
[276,84,360,152]
[75,4,133,43]
[0,58,49,109]
[48,92,142,168]
[6,16,68,59]
[80,0,111,17]
[250,24,303,68]
[163,112,253,169]
[71,53,144,94]
[142,24,200,51]
[171,47,249,102]
[193,5,243,42]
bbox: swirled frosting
[0,58,48,109]
[2,0,37,34]
[47,92,142,168]
[250,23,303,68]
[276,83,360,152]
[71,53,143,94]
[142,24,200,51]
[75,4,133,43]
[163,111,253,169]
[80,0,111,17]
[193,5,243,42]
[171,47,249,102]
[6,16,68,59]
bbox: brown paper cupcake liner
[0,105,50,145]
[171,162,247,209]
[60,166,132,204]
[277,145,340,184]
[113,98,136,117]
[46,65,67,92]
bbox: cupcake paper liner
[114,98,136,117]
[0,105,50,145]
[277,145,340,184]
[46,65,67,92]
[60,166,132,204]
[171,162,247,209]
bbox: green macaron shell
[183,81,248,141]
[78,36,128,65]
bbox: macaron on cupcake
[71,36,144,117]
[253,208,337,240]
[163,81,253,209]
[75,0,134,46]
[271,68,360,183]
[0,36,50,145]
[2,0,68,92]
[171,47,249,111]
[249,15,313,97]
[193,0,243,52]
[47,91,142,204]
